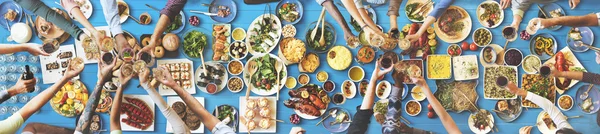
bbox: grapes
[189,16,200,26]
[290,114,301,124]
[520,30,531,40]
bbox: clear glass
[18,95,29,103]
[0,66,6,73]
[9,106,19,114]
[0,55,6,63]
[5,55,15,62]
[18,66,26,73]
[33,85,40,93]
[0,75,6,82]
[28,55,39,63]
[7,64,17,73]
[30,66,39,73]
[16,54,27,62]
[0,106,7,115]
[7,96,17,103]
[0,84,5,91]
[9,74,19,82]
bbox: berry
[189,16,200,26]
[520,30,531,40]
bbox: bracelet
[361,24,369,29]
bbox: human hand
[64,62,84,79]
[505,81,520,95]
[569,0,580,9]
[119,68,134,87]
[12,75,36,93]
[373,58,393,79]
[138,67,151,85]
[97,52,117,79]
[154,66,177,88]
[518,126,533,134]
[23,43,49,56]
[404,34,419,43]
[549,66,561,78]
[392,71,404,88]
[115,35,131,51]
[91,30,105,48]
[60,0,80,14]
[499,0,511,9]
[410,77,427,88]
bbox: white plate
[166,97,204,133]
[117,0,129,24]
[246,14,282,55]
[195,61,228,94]
[341,80,356,99]
[243,53,287,96]
[120,95,155,131]
[434,6,472,43]
[65,0,92,21]
[39,44,79,84]
[479,44,503,67]
[453,55,479,80]
[537,111,556,133]
[157,59,196,96]
[476,0,504,28]
[543,46,587,94]
[405,0,434,23]
[376,80,392,99]
[238,96,277,133]
[468,110,494,134]
[74,26,111,64]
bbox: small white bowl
[285,76,297,89]
[405,100,422,116]
[376,80,392,99]
[411,86,426,101]
[316,71,328,82]
[227,60,244,75]
[298,73,310,86]
[473,27,493,47]
[232,27,246,41]
[227,76,244,93]
[348,66,365,82]
[341,80,357,99]
[503,48,523,67]
[558,95,573,111]
[522,55,542,74]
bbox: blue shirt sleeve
[427,0,455,19]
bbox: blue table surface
[1,0,600,133]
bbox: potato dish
[427,55,452,79]
[327,46,352,70]
[280,38,306,63]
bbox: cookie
[185,119,201,130]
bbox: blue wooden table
[1,0,600,133]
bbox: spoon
[316,109,337,126]
[318,14,326,47]
[581,84,594,100]
[574,41,600,52]
[310,8,326,42]
[275,60,283,100]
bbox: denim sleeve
[427,0,455,19]
[13,0,83,39]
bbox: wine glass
[5,55,15,62]
[28,55,39,63]
[16,54,27,62]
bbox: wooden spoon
[318,13,327,47]
[310,7,326,41]
[496,40,509,65]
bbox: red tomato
[427,111,436,118]
[428,104,433,111]
[448,49,455,55]
[470,43,478,51]
[461,42,469,50]
[456,47,462,55]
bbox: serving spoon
[316,109,337,126]
[319,14,326,47]
[310,8,326,42]
[581,84,594,100]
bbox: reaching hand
[392,71,404,89]
[119,68,134,87]
[115,35,131,52]
[23,43,49,56]
[60,0,80,14]
[154,66,177,88]
[499,0,511,9]
[569,0,580,9]
[549,66,561,78]
[98,52,117,79]
[138,67,151,85]
[410,77,427,88]
[404,34,419,43]
[12,75,36,93]
[505,81,520,95]
[91,31,105,48]
[373,58,393,79]
[64,62,84,79]
[137,45,155,60]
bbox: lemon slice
[52,96,62,104]
[427,27,434,34]
[67,91,76,99]
[301,90,309,99]
[428,33,436,39]
[428,39,437,47]
[402,24,410,33]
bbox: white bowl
[503,48,523,67]
[473,27,492,47]
[376,80,392,99]
[227,76,244,93]
[227,60,244,75]
[522,55,542,74]
[411,86,426,101]
[341,80,357,99]
[348,66,365,82]
[298,73,310,86]
[558,95,573,111]
[405,100,422,116]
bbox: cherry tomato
[456,47,462,55]
[427,111,436,118]
[461,42,469,50]
[448,49,455,56]
[428,104,433,111]
[470,43,478,51]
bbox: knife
[190,10,218,16]
[411,0,432,16]
[536,4,549,18]
[145,4,161,11]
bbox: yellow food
[316,71,328,82]
[349,67,364,81]
[327,46,352,70]
[427,55,452,79]
[285,77,297,89]
[298,74,309,85]
[232,28,246,41]
[281,38,306,63]
[300,53,319,72]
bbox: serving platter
[239,96,277,133]
[452,55,479,80]
[0,1,22,30]
[208,0,238,23]
[405,0,434,23]
[50,80,88,117]
[195,61,227,94]
[157,59,196,95]
[575,84,600,114]
[427,55,452,80]
[322,107,352,133]
[521,74,556,108]
[120,95,155,131]
[476,0,504,28]
[468,109,494,134]
[166,97,205,133]
[243,53,287,96]
[483,65,518,100]
[434,80,478,113]
[246,14,282,55]
[479,44,503,67]
[117,0,129,24]
[536,111,556,134]
[543,46,587,94]
[276,0,303,25]
[212,105,239,132]
[493,98,522,122]
[434,6,472,43]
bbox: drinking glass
[496,76,509,88]
[0,75,6,82]
[18,95,29,103]
[30,66,39,73]
[9,106,19,114]
[0,66,6,73]
[540,65,551,77]
[0,84,6,91]
[0,106,7,115]
[7,96,17,103]
[5,55,15,62]
[7,64,17,73]
[16,54,27,62]
[28,55,39,63]
[33,85,40,93]
[18,65,26,73]
[0,55,6,63]
[8,74,18,82]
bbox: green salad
[406,3,425,21]
[183,30,208,58]
[305,26,333,52]
[166,14,183,33]
[250,55,286,91]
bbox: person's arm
[340,0,383,36]
[509,0,531,29]
[109,82,125,132]
[541,13,599,27]
[14,0,84,40]
[139,69,190,133]
[387,0,401,31]
[100,0,130,52]
[0,43,49,56]
[320,0,355,39]
[413,78,460,133]
[19,76,68,120]
[0,76,36,104]
[154,67,225,132]
[140,0,187,56]
[554,71,600,85]
[505,82,572,129]
[75,55,117,133]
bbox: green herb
[406,3,424,21]
[305,26,333,51]
[250,55,283,91]
[249,16,278,53]
[183,30,208,58]
[166,14,183,33]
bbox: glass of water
[9,106,19,114]
[7,96,17,103]
[0,106,7,115]
[18,66,26,73]
[28,55,39,63]
[0,75,7,82]
[0,55,6,63]
[16,54,27,62]
[8,74,19,82]
[0,84,6,91]
[0,66,6,73]
[5,55,15,62]
[7,64,17,73]
[18,95,29,103]
[30,66,39,73]
[33,85,40,93]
